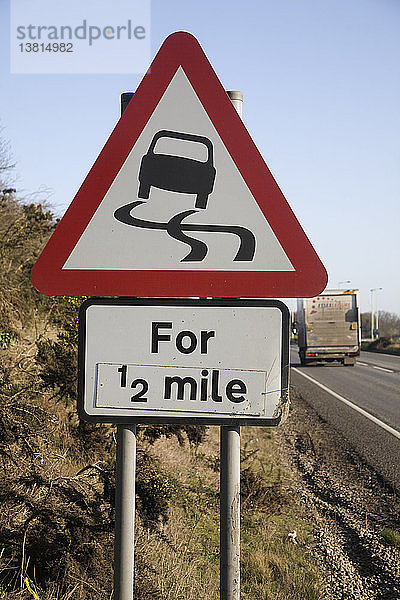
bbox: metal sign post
[220,91,243,600]
[114,424,136,600]
[220,424,241,600]
[113,93,136,600]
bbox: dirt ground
[276,388,400,600]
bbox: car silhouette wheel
[138,130,216,209]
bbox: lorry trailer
[296,289,360,366]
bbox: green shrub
[381,528,400,547]
[0,332,14,349]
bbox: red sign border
[31,31,327,298]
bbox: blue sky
[1,0,399,315]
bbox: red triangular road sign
[31,31,327,298]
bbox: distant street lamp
[338,280,351,288]
[370,287,383,339]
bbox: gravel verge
[276,387,400,600]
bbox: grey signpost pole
[114,93,137,600]
[220,425,241,600]
[114,424,137,600]
[220,90,243,600]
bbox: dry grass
[131,426,324,600]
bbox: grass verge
[135,424,325,600]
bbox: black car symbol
[138,130,216,209]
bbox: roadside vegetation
[0,144,327,599]
[361,311,400,340]
[361,337,400,356]
[360,312,400,355]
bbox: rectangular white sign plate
[78,298,289,425]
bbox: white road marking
[372,365,395,373]
[358,362,395,373]
[292,367,400,440]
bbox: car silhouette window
[138,130,216,209]
[153,136,209,162]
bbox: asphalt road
[290,346,400,492]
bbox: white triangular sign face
[31,32,327,298]
[64,68,293,272]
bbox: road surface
[290,346,400,491]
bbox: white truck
[296,289,360,366]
